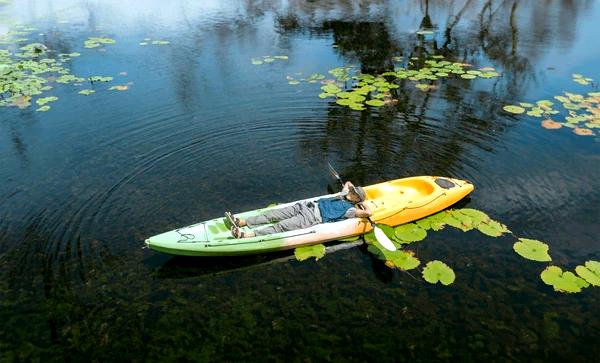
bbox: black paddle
[327,162,396,251]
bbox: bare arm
[342,181,354,194]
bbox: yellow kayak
[145,176,474,256]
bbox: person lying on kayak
[226,181,371,239]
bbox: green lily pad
[513,238,552,262]
[440,212,468,231]
[321,84,341,94]
[78,89,95,95]
[348,93,366,103]
[251,59,263,65]
[274,55,288,60]
[422,261,455,285]
[479,71,500,78]
[394,223,427,243]
[476,219,510,237]
[336,99,352,106]
[365,99,385,107]
[388,250,420,270]
[416,212,446,231]
[519,102,534,108]
[84,37,116,49]
[503,105,526,114]
[540,266,589,293]
[575,260,600,286]
[318,93,335,99]
[288,80,300,85]
[151,40,170,45]
[366,244,420,270]
[294,244,326,261]
[35,96,57,105]
[348,102,365,111]
[460,74,477,79]
[36,105,50,112]
[455,208,490,225]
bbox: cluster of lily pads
[512,238,599,293]
[0,23,131,111]
[284,56,500,110]
[572,73,594,86]
[295,208,510,286]
[294,207,599,294]
[363,208,509,285]
[503,77,600,136]
[84,37,116,49]
[250,55,288,65]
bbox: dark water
[1,0,599,361]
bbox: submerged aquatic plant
[294,244,326,261]
[422,260,455,285]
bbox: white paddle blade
[373,226,397,251]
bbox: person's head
[346,186,366,203]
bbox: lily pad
[422,261,455,285]
[348,102,365,111]
[288,80,300,85]
[575,261,600,286]
[573,127,594,136]
[109,85,129,91]
[503,105,526,114]
[541,120,562,129]
[321,84,341,94]
[318,92,335,99]
[348,93,366,103]
[35,96,57,105]
[455,209,489,225]
[540,266,589,293]
[365,99,385,107]
[394,223,427,243]
[84,37,116,49]
[513,238,552,262]
[294,244,326,261]
[78,89,95,95]
[36,105,50,112]
[416,212,446,231]
[251,59,263,65]
[476,219,510,237]
[367,244,420,270]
